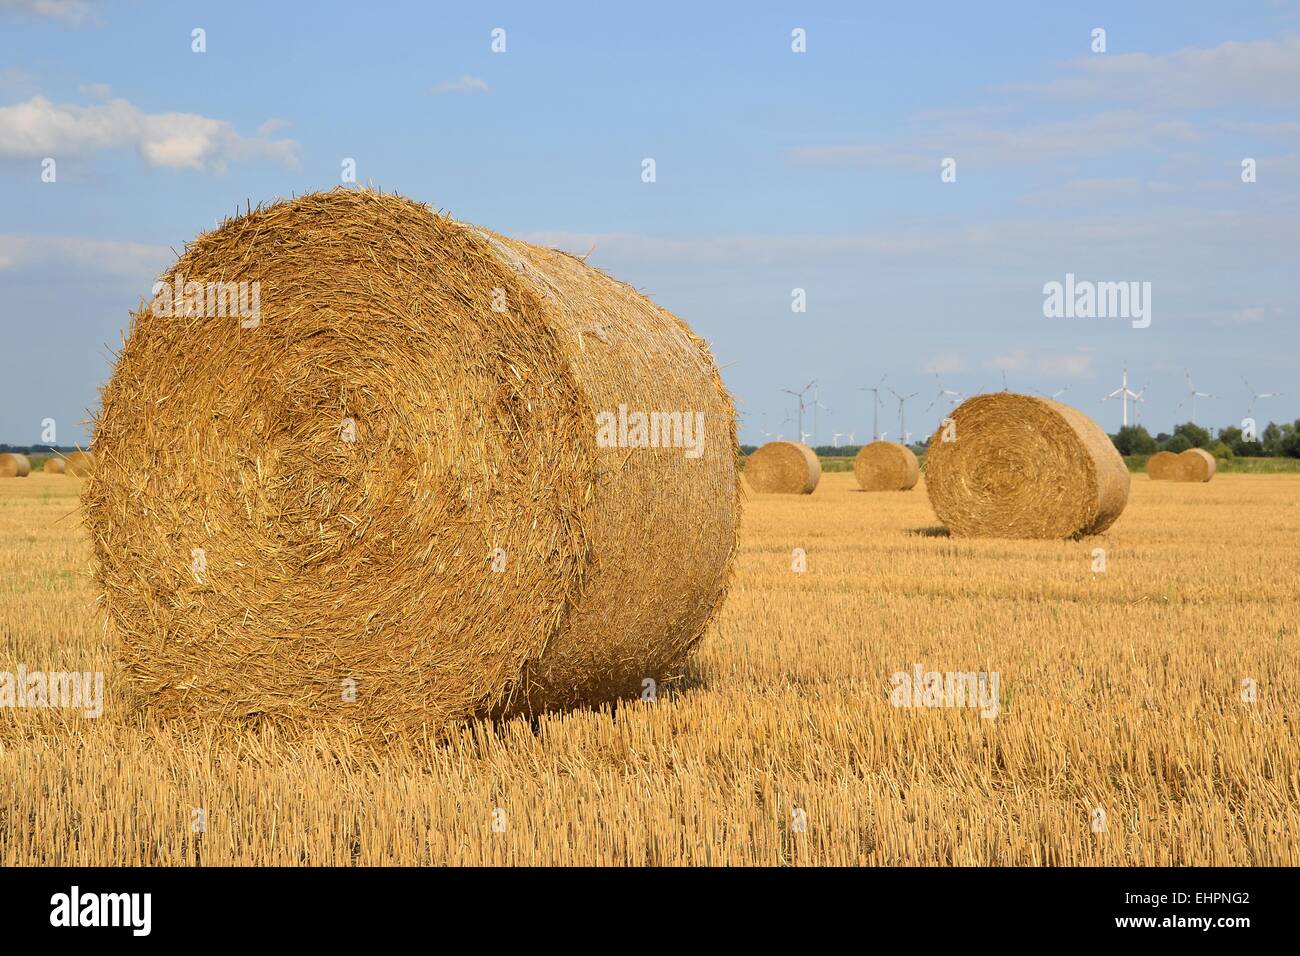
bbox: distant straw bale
[744,441,820,494]
[64,451,95,477]
[1175,448,1216,482]
[853,441,919,491]
[1146,450,1178,481]
[0,453,31,478]
[924,393,1129,539]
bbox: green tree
[1163,432,1192,453]
[1172,422,1211,449]
[1110,425,1156,455]
[1280,421,1300,458]
[1262,422,1284,456]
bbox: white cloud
[1003,36,1300,110]
[790,112,1198,170]
[1216,306,1286,326]
[988,349,1096,379]
[257,117,290,136]
[0,95,299,171]
[0,0,98,27]
[924,353,966,375]
[430,75,489,95]
[78,81,111,99]
[0,234,172,277]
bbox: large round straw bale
[744,441,820,494]
[924,393,1129,539]
[0,453,31,477]
[1146,450,1178,480]
[853,441,919,491]
[1175,447,1216,482]
[82,189,739,739]
[43,457,66,474]
[64,451,95,477]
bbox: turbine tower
[1103,367,1141,427]
[887,387,919,446]
[1176,369,1214,426]
[781,380,816,445]
[857,374,888,442]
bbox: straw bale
[853,441,919,491]
[1146,450,1178,480]
[82,188,740,738]
[924,393,1129,539]
[64,451,95,477]
[1175,447,1216,482]
[0,453,31,478]
[744,441,820,494]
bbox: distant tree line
[1108,421,1300,459]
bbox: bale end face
[0,453,31,478]
[744,441,820,494]
[82,188,739,741]
[924,393,1129,539]
[853,441,919,491]
[1147,450,1178,480]
[1176,448,1216,482]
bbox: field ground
[1,471,1297,865]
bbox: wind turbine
[1103,367,1141,427]
[1131,383,1148,426]
[811,385,830,447]
[832,432,845,448]
[857,374,888,442]
[887,387,919,446]
[1035,386,1071,400]
[924,374,963,414]
[781,380,816,445]
[1175,369,1214,426]
[1242,375,1282,419]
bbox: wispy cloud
[788,112,1198,170]
[0,95,299,172]
[1003,36,1300,110]
[430,75,489,96]
[0,234,171,277]
[988,348,1097,379]
[924,353,966,375]
[0,0,99,27]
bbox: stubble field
[1,470,1296,865]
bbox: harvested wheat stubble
[42,457,66,474]
[744,441,820,494]
[853,441,919,491]
[1147,450,1178,480]
[0,453,31,478]
[1176,447,1216,482]
[83,188,741,740]
[63,451,94,477]
[924,393,1129,539]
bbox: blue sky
[2,0,1298,446]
